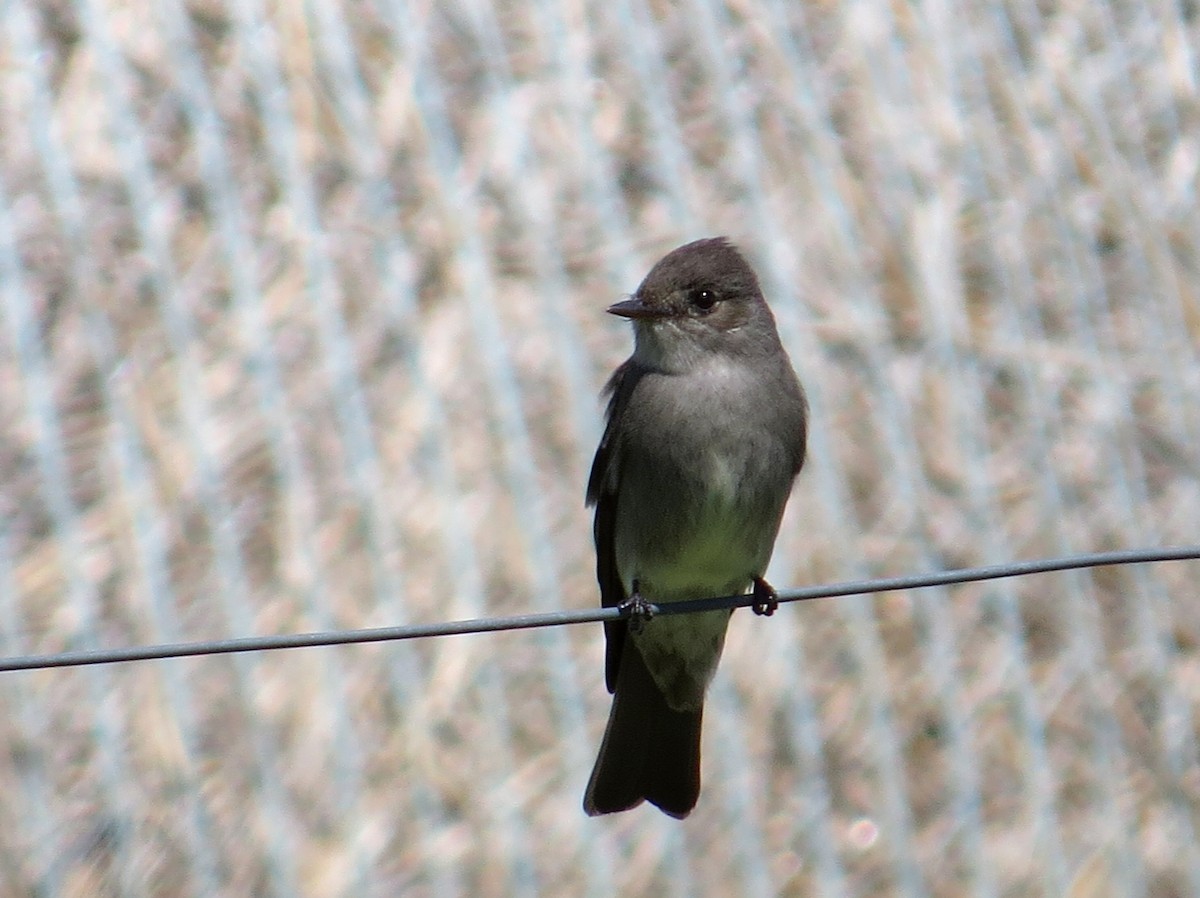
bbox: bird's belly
[626,459,778,585]
[614,440,791,709]
[622,502,769,711]
[635,508,763,597]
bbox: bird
[583,236,808,818]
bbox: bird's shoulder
[586,358,645,507]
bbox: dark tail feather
[583,643,703,818]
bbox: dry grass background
[0,0,1198,895]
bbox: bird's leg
[620,579,655,634]
[751,576,779,616]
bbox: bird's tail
[583,642,703,818]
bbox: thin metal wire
[1,547,1194,673]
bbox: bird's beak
[606,297,669,320]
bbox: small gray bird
[583,237,808,818]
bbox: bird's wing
[587,360,643,693]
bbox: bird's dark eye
[690,288,718,312]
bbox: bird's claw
[620,581,655,633]
[751,576,779,616]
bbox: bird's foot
[751,576,779,616]
[620,581,656,634]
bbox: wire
[0,546,1196,672]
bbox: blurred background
[1,0,1198,895]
